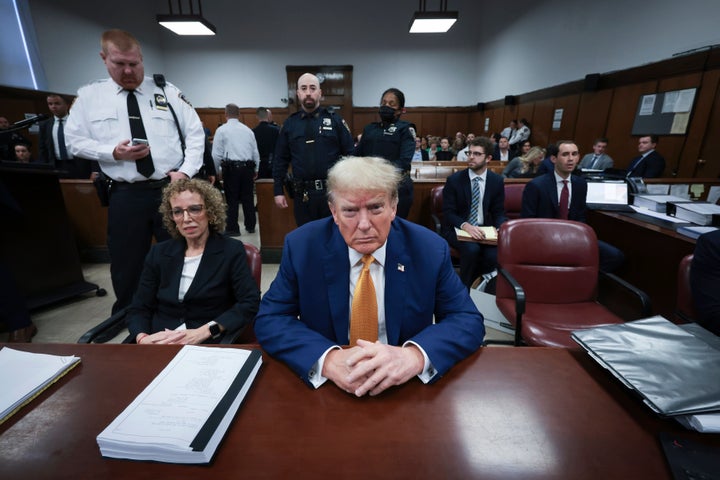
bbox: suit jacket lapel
[323,226,351,344]
[384,223,409,345]
[163,239,186,298]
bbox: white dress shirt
[554,170,573,205]
[65,77,204,182]
[52,115,73,159]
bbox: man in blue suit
[255,156,485,397]
[442,136,507,288]
[521,140,624,272]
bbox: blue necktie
[57,119,69,160]
[469,177,481,226]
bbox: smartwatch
[207,321,222,339]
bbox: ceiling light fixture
[157,0,216,36]
[409,0,458,33]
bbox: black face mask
[378,105,397,123]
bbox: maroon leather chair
[495,218,650,347]
[675,254,696,324]
[430,185,461,265]
[503,183,525,220]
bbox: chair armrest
[430,213,441,235]
[497,267,526,346]
[77,308,128,343]
[598,271,652,318]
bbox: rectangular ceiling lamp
[409,11,458,33]
[157,15,216,35]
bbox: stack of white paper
[0,347,81,424]
[97,345,262,464]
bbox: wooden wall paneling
[502,106,518,129]
[420,113,446,138]
[485,108,505,136]
[696,70,720,178]
[353,112,377,137]
[516,104,535,134]
[445,112,470,138]
[468,111,484,137]
[402,111,424,136]
[604,81,658,170]
[574,89,614,153]
[530,99,554,148]
[548,95,580,146]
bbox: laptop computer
[586,181,634,212]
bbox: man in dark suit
[626,135,665,178]
[521,140,624,272]
[252,107,279,179]
[255,156,485,397]
[691,229,720,335]
[39,94,91,178]
[442,136,507,288]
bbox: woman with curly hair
[126,178,260,344]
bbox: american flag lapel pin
[397,263,405,272]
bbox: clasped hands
[136,327,209,345]
[461,223,487,240]
[322,340,424,397]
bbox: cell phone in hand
[131,138,149,146]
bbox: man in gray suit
[578,137,613,171]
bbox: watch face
[209,323,221,337]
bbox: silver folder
[572,316,720,416]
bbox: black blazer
[627,151,665,178]
[521,172,587,223]
[38,119,56,164]
[441,169,507,244]
[126,233,260,340]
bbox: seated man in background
[442,137,506,288]
[578,137,613,171]
[255,156,485,397]
[690,229,720,335]
[521,140,624,273]
[626,135,665,178]
[493,136,511,162]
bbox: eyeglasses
[468,151,486,157]
[171,204,205,218]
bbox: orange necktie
[349,255,378,346]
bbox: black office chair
[78,243,262,344]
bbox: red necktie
[559,180,569,219]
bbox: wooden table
[1,343,716,479]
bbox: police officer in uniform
[355,88,415,218]
[273,73,354,227]
[65,29,204,315]
[253,107,279,179]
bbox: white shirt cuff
[403,340,437,383]
[308,346,341,389]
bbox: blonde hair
[327,156,400,206]
[160,179,226,238]
[101,29,141,55]
[519,146,546,175]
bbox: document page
[98,346,259,450]
[0,347,81,424]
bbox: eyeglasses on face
[171,204,205,218]
[468,151,486,157]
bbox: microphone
[10,114,49,129]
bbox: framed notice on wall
[631,88,696,135]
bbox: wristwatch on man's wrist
[207,321,222,339]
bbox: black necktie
[57,118,69,160]
[126,90,155,178]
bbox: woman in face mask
[354,88,416,218]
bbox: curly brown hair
[159,179,226,239]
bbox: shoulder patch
[409,126,417,138]
[178,91,193,107]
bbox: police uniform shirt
[211,118,260,173]
[272,107,354,196]
[355,120,415,173]
[64,76,204,182]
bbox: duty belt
[293,178,327,192]
[221,160,255,168]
